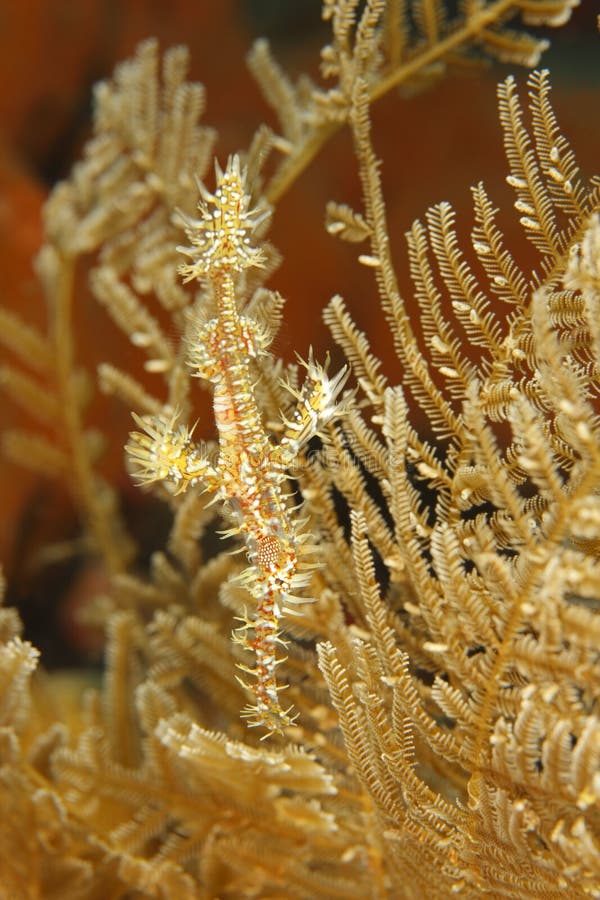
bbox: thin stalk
[49,248,133,574]
[265,0,515,206]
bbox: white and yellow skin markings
[126,156,347,735]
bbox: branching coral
[1,2,598,897]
